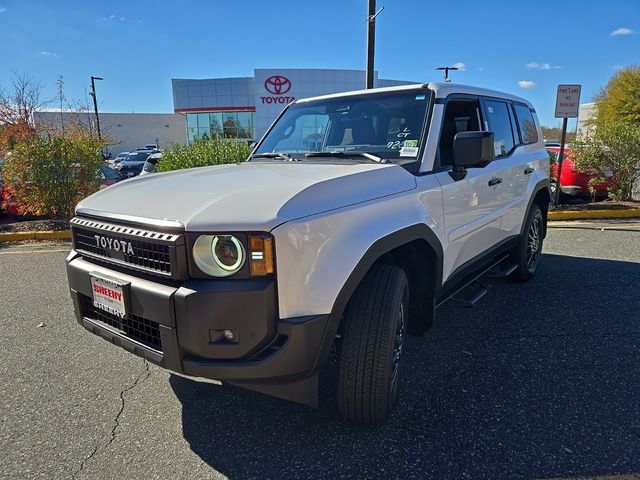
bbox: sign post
[554,84,581,205]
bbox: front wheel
[337,264,409,425]
[511,204,544,282]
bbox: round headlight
[193,235,245,277]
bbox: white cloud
[610,27,634,36]
[39,51,60,58]
[0,6,7,13]
[518,80,536,89]
[104,14,126,22]
[526,61,562,70]
[452,62,466,71]
[476,67,484,72]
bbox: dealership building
[171,68,415,143]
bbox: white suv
[66,83,550,424]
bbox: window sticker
[415,94,426,100]
[404,139,418,147]
[400,145,419,157]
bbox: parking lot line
[0,248,70,255]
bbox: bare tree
[0,72,49,131]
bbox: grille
[82,295,162,351]
[70,217,182,277]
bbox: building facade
[35,111,185,155]
[172,68,415,143]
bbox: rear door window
[483,100,515,158]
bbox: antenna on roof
[436,66,458,83]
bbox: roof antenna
[436,66,458,83]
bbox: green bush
[573,121,640,200]
[157,137,251,172]
[3,131,105,220]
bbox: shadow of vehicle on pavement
[170,253,640,479]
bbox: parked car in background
[99,165,123,188]
[139,152,162,176]
[110,152,129,167]
[547,147,613,200]
[114,150,156,178]
[143,143,159,150]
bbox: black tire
[337,264,409,425]
[511,204,544,282]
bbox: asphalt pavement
[1,227,639,480]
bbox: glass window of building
[185,111,256,143]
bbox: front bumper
[66,251,329,405]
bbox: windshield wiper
[252,152,300,162]
[304,151,387,163]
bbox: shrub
[157,137,251,172]
[3,130,105,220]
[573,121,640,201]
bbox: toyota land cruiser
[66,83,550,424]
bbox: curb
[548,208,640,221]
[0,230,71,242]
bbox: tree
[541,125,576,143]
[2,128,105,220]
[573,121,640,200]
[0,73,48,155]
[594,65,640,126]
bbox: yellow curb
[0,229,71,242]
[548,208,640,221]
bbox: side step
[487,262,518,279]
[449,278,490,308]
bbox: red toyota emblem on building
[264,76,291,95]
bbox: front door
[432,97,507,282]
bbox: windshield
[123,151,151,162]
[254,89,430,162]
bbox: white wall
[35,111,186,155]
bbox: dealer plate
[90,274,128,318]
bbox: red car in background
[546,146,613,200]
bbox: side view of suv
[66,82,550,424]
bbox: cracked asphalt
[1,225,639,480]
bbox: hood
[76,162,416,231]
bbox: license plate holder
[90,273,130,318]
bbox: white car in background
[139,152,163,176]
[109,152,129,167]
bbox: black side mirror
[450,131,495,180]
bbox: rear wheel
[337,264,409,425]
[511,204,544,282]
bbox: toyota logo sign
[264,76,291,95]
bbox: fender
[519,177,551,238]
[314,223,443,368]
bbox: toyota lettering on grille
[94,234,135,255]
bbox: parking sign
[555,84,581,118]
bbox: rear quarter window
[514,104,539,144]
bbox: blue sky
[0,0,638,127]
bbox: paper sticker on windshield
[400,146,419,157]
[415,94,426,100]
[404,139,418,148]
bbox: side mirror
[450,131,495,181]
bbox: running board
[487,262,518,279]
[437,254,510,308]
[449,279,490,308]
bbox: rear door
[433,96,508,282]
[480,98,527,238]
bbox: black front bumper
[66,251,329,406]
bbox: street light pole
[89,76,103,139]
[365,0,383,89]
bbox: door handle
[524,167,534,175]
[488,177,503,186]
